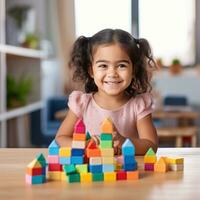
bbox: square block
[89,157,102,165]
[67,173,80,183]
[76,164,88,173]
[48,147,59,155]
[59,157,71,165]
[124,155,136,164]
[80,173,92,183]
[144,156,157,164]
[116,171,127,180]
[59,147,71,157]
[102,157,114,164]
[25,174,45,184]
[89,165,102,173]
[127,170,139,180]
[48,171,61,181]
[104,172,116,182]
[63,164,76,174]
[123,162,137,171]
[48,163,63,171]
[100,134,113,141]
[71,148,85,156]
[101,148,114,157]
[48,155,59,164]
[86,149,101,157]
[122,147,135,156]
[73,133,86,141]
[100,141,112,148]
[72,141,86,149]
[92,173,104,182]
[71,156,84,164]
[102,164,115,172]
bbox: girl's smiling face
[90,43,133,97]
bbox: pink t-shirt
[68,91,154,138]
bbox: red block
[116,171,127,180]
[144,163,154,171]
[48,163,63,171]
[26,167,42,176]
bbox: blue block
[102,164,115,172]
[123,162,137,171]
[122,139,135,155]
[89,165,102,173]
[71,148,85,156]
[71,156,84,164]
[48,139,59,148]
[42,167,46,175]
[59,157,71,165]
[48,147,59,155]
[124,155,137,164]
[31,175,46,184]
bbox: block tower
[144,147,157,171]
[25,153,46,184]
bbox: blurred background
[0,0,200,148]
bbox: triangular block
[100,118,114,133]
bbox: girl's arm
[55,109,79,147]
[130,114,158,155]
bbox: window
[139,0,195,66]
[74,0,132,37]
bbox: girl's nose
[107,67,118,78]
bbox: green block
[86,131,91,141]
[36,153,46,167]
[145,148,156,156]
[63,164,76,174]
[92,173,104,182]
[100,141,112,148]
[67,173,80,183]
[100,134,113,141]
[76,164,88,173]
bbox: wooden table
[0,148,200,200]
[153,110,200,147]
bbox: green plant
[172,58,181,65]
[8,5,31,29]
[7,75,32,108]
[22,33,39,49]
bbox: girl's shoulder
[68,91,92,117]
[130,93,154,120]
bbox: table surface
[0,148,200,200]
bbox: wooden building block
[100,118,114,133]
[80,172,92,183]
[122,139,135,155]
[154,157,168,173]
[48,163,63,171]
[59,147,71,157]
[63,164,76,175]
[74,119,86,133]
[48,171,61,180]
[102,157,114,164]
[72,140,86,149]
[76,164,88,173]
[104,172,116,182]
[67,173,80,183]
[101,148,114,157]
[89,157,102,165]
[116,171,127,180]
[145,147,156,156]
[73,133,86,141]
[86,148,101,157]
[144,163,154,171]
[100,140,113,148]
[144,155,157,164]
[126,170,139,180]
[92,173,104,182]
[48,155,59,164]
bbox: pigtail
[69,36,91,82]
[130,38,157,95]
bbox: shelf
[0,44,47,59]
[0,101,43,121]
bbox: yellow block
[102,157,114,164]
[61,172,67,181]
[48,171,61,181]
[80,173,92,183]
[59,147,71,157]
[154,157,168,173]
[165,157,184,164]
[101,148,114,156]
[104,172,116,182]
[144,155,157,163]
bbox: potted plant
[7,75,32,109]
[170,58,182,75]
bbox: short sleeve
[68,91,91,118]
[134,93,154,121]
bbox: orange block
[86,148,101,157]
[73,133,86,141]
[154,157,168,173]
[126,170,139,180]
[101,118,114,133]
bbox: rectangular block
[123,162,137,171]
[166,157,184,165]
[100,141,112,148]
[104,172,116,182]
[59,157,71,165]
[100,134,113,141]
[124,155,136,164]
[71,148,85,156]
[89,165,102,173]
[59,147,71,157]
[80,172,92,183]
[71,156,84,164]
[144,163,154,171]
[67,173,80,183]
[127,170,139,180]
[89,157,102,165]
[48,147,59,155]
[48,155,59,164]
[76,164,88,173]
[92,173,104,182]
[73,133,86,141]
[102,164,115,172]
[72,140,86,149]
[102,157,114,164]
[168,164,184,171]
[48,171,61,180]
[61,172,67,181]
[122,147,135,155]
[86,148,101,157]
[48,163,63,171]
[26,167,42,176]
[116,171,127,180]
[101,148,114,156]
[144,156,157,164]
[25,174,45,184]
[63,164,76,174]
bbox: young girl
[55,29,158,155]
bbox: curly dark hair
[69,29,156,96]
